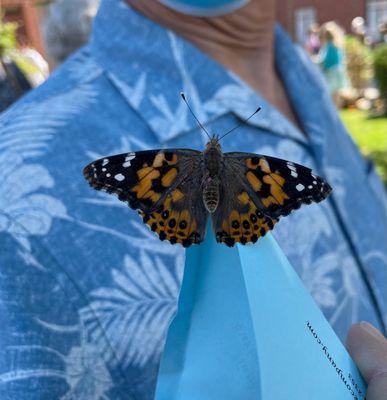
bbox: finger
[366,372,387,400]
[346,322,387,400]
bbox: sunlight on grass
[340,109,387,184]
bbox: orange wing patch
[246,171,262,191]
[161,168,178,187]
[132,168,161,200]
[152,151,178,168]
[216,190,278,247]
[129,151,180,207]
[245,157,289,208]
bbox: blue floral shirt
[0,1,386,399]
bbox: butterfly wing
[212,152,331,247]
[84,149,209,247]
[225,152,332,218]
[212,178,279,247]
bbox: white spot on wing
[287,162,296,171]
[291,170,298,178]
[114,173,125,181]
[106,173,111,177]
[296,183,305,191]
[123,152,136,168]
[102,158,109,166]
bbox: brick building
[1,0,387,56]
[277,0,387,43]
[0,0,45,55]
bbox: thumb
[346,322,387,400]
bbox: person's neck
[125,0,299,126]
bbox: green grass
[340,109,387,184]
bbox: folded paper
[156,232,366,400]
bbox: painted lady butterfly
[83,94,331,247]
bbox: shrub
[0,14,18,57]
[374,44,387,101]
[345,35,373,90]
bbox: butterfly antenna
[218,107,262,141]
[180,92,211,140]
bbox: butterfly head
[205,136,221,152]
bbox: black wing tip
[83,163,135,206]
[83,163,98,186]
[83,163,110,194]
[313,178,332,202]
[322,181,333,197]
[265,177,332,220]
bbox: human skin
[347,322,387,400]
[125,0,300,128]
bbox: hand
[347,322,387,400]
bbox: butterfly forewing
[84,149,208,246]
[225,152,332,219]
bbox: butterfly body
[84,135,332,248]
[202,138,223,212]
[202,175,220,213]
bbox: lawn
[340,109,387,184]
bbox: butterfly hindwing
[211,172,279,247]
[224,152,332,219]
[83,149,208,246]
[139,168,209,247]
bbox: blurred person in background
[304,23,321,56]
[43,0,100,68]
[351,16,368,45]
[0,53,31,112]
[17,45,49,87]
[378,20,387,44]
[0,15,32,111]
[0,14,48,111]
[318,21,349,107]
[0,1,386,399]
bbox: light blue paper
[156,232,367,400]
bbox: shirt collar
[90,0,307,145]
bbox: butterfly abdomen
[203,176,220,213]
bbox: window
[295,7,317,44]
[367,1,387,41]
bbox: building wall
[276,0,366,39]
[1,0,45,55]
